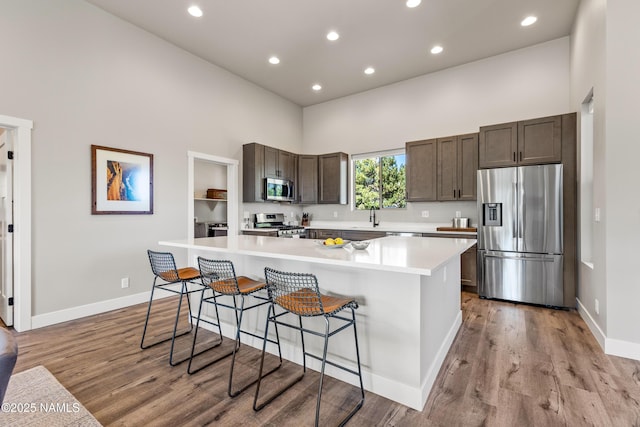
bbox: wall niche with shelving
[194,159,227,224]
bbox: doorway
[0,115,33,332]
[0,128,14,326]
[187,151,239,238]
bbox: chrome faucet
[369,207,379,227]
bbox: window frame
[351,148,406,211]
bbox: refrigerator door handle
[484,253,555,262]
[519,181,525,240]
[512,182,518,239]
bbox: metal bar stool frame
[253,267,365,427]
[188,257,284,397]
[141,250,204,366]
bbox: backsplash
[240,201,477,226]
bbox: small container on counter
[452,217,470,228]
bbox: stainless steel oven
[255,213,306,237]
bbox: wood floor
[8,292,640,426]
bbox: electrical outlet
[595,298,599,315]
[455,211,461,218]
[594,207,601,222]
[333,211,338,218]
[121,277,129,289]
[421,210,429,218]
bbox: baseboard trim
[420,309,463,410]
[576,297,606,350]
[605,337,640,361]
[31,291,157,329]
[577,297,640,361]
[194,310,447,411]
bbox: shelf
[194,198,227,202]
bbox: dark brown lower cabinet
[461,244,477,291]
[241,230,278,237]
[308,229,342,240]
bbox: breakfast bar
[159,234,476,410]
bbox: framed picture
[91,145,153,214]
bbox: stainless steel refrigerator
[477,164,564,306]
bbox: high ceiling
[85,0,580,107]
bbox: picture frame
[91,145,153,214]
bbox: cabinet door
[278,150,296,181]
[318,153,348,204]
[313,229,342,240]
[461,244,477,288]
[242,143,265,202]
[341,230,386,241]
[458,133,478,200]
[298,155,318,204]
[264,146,279,178]
[479,122,517,168]
[437,136,457,201]
[518,115,562,165]
[406,139,437,201]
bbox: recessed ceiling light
[521,16,537,26]
[406,0,421,8]
[364,67,375,75]
[430,45,444,54]
[187,5,203,18]
[326,31,340,41]
[268,56,280,65]
[312,84,322,91]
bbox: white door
[0,128,13,326]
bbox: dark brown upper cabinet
[243,143,265,202]
[437,133,478,201]
[318,152,348,204]
[406,139,437,202]
[297,154,318,204]
[479,115,562,168]
[265,146,296,181]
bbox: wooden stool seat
[159,267,200,282]
[210,276,266,295]
[274,288,355,316]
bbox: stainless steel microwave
[264,177,295,202]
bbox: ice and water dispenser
[482,203,502,226]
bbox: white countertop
[160,234,476,276]
[306,221,477,235]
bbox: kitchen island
[159,235,475,410]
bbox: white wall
[572,0,640,358]
[570,0,608,339]
[302,37,571,224]
[0,0,302,317]
[604,0,640,349]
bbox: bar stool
[254,267,365,427]
[188,257,283,397]
[141,250,203,366]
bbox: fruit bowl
[350,241,370,250]
[317,239,350,248]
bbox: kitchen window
[352,150,406,210]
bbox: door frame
[0,115,32,332]
[187,151,239,238]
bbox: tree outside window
[354,153,406,209]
